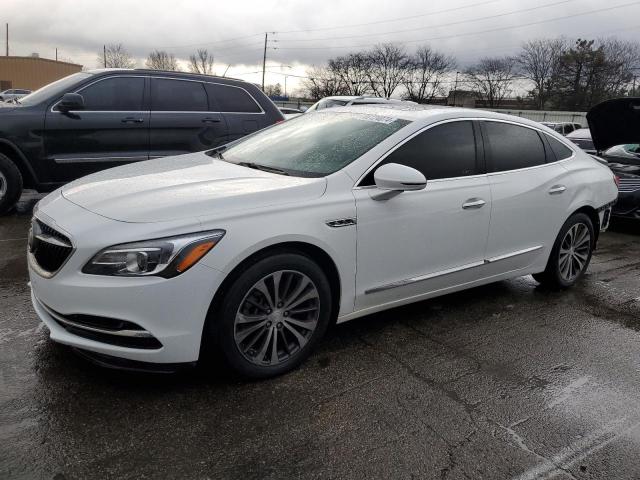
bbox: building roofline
[0,55,82,68]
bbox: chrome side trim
[365,245,544,294]
[326,217,357,228]
[34,233,71,248]
[37,299,154,339]
[365,260,486,294]
[52,156,147,164]
[485,245,543,263]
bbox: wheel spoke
[236,320,268,343]
[283,277,311,308]
[573,254,584,271]
[271,271,283,306]
[283,321,308,348]
[256,327,273,363]
[236,313,268,324]
[287,290,318,310]
[285,317,317,330]
[254,279,275,310]
[270,329,279,364]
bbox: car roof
[85,68,247,83]
[566,128,591,139]
[325,104,558,130]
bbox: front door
[354,120,491,311]
[44,75,150,182]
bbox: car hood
[61,152,327,223]
[587,98,640,152]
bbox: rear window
[151,78,208,111]
[484,121,546,172]
[546,135,573,161]
[206,84,261,113]
[218,111,410,177]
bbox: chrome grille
[28,218,73,276]
[618,178,640,193]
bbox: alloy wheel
[234,270,321,366]
[558,222,591,283]
[0,170,6,199]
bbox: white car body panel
[28,106,618,364]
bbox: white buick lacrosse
[28,105,617,377]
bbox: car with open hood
[587,98,640,219]
[28,105,618,378]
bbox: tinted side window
[361,121,477,185]
[79,77,144,111]
[484,122,545,172]
[546,135,573,161]
[151,79,207,111]
[206,84,261,113]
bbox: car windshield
[17,72,92,106]
[217,111,410,177]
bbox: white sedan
[28,105,617,377]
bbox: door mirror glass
[374,163,427,192]
[58,93,85,112]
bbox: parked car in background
[566,128,596,154]
[0,88,32,102]
[279,107,303,119]
[306,96,416,112]
[541,121,580,136]
[0,69,284,213]
[587,98,640,220]
[28,105,617,377]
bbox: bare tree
[145,50,179,71]
[366,43,408,98]
[465,56,518,108]
[97,43,136,68]
[402,46,456,103]
[264,83,283,97]
[329,53,372,96]
[189,49,214,75]
[301,66,346,100]
[517,38,566,109]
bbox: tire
[0,153,23,215]
[208,252,332,379]
[533,212,595,288]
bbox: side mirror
[58,93,85,112]
[372,163,426,200]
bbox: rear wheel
[0,153,23,215]
[208,252,332,378]
[533,213,594,288]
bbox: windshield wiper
[206,145,227,160]
[238,162,289,176]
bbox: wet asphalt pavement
[1,194,640,480]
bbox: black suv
[0,69,284,213]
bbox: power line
[275,0,502,34]
[275,1,640,50]
[277,0,576,44]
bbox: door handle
[548,185,567,195]
[462,198,486,210]
[121,117,144,124]
[202,118,222,124]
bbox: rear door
[149,78,228,158]
[204,83,267,142]
[482,120,572,271]
[44,75,149,182]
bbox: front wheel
[533,213,594,288]
[208,252,332,379]
[0,153,23,215]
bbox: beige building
[0,56,82,91]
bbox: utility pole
[261,33,268,91]
[55,48,58,61]
[452,71,460,106]
[103,45,107,68]
[5,23,8,56]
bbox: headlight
[82,230,225,278]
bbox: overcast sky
[3,0,640,93]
